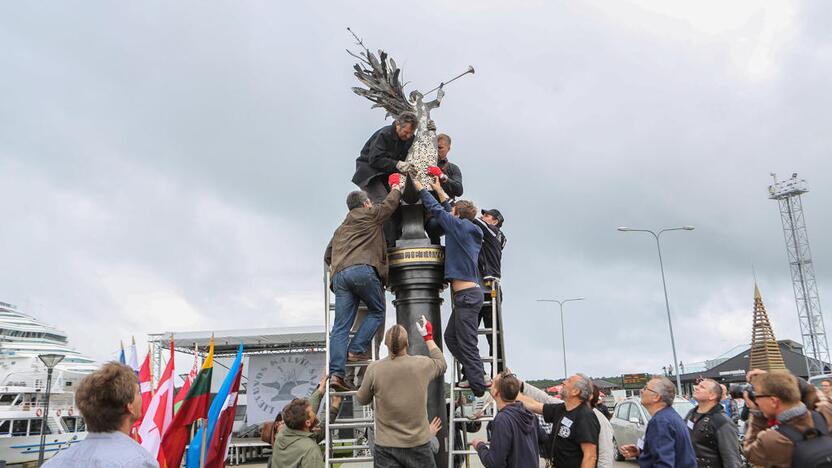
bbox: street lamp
[536,298,585,379]
[38,353,65,467]
[617,225,694,394]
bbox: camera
[729,383,755,401]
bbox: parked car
[610,396,693,460]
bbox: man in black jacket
[472,371,539,468]
[436,133,463,200]
[475,208,507,372]
[352,112,417,247]
[685,379,742,468]
[352,112,418,204]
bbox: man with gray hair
[619,376,696,467]
[518,373,599,468]
[324,175,403,392]
[684,379,741,468]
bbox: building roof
[592,379,619,389]
[147,326,325,356]
[679,339,830,383]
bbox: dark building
[676,339,832,395]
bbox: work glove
[395,160,412,173]
[427,166,444,178]
[388,173,402,189]
[416,315,433,342]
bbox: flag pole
[199,418,207,468]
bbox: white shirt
[593,407,614,468]
[42,431,159,468]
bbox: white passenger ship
[0,301,97,465]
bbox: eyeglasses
[640,386,658,395]
[754,394,773,400]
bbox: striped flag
[187,344,243,468]
[159,337,214,468]
[131,351,153,440]
[140,340,176,461]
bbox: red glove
[417,315,433,342]
[388,173,401,188]
[427,166,444,178]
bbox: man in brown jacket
[743,369,832,467]
[325,175,402,391]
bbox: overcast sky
[2,0,832,380]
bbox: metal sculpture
[348,28,473,187]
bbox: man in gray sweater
[357,317,447,468]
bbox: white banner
[246,352,325,425]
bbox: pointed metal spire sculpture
[749,283,787,371]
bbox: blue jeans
[329,264,386,378]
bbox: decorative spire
[749,283,787,371]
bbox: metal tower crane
[769,173,830,376]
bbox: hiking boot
[469,392,495,420]
[330,375,356,392]
[348,352,372,362]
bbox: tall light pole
[617,225,694,394]
[536,298,585,379]
[38,353,65,467]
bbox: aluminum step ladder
[323,264,379,465]
[448,276,505,468]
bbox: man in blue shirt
[43,362,159,468]
[619,376,696,468]
[414,174,490,413]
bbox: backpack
[776,411,832,467]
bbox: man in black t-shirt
[518,374,599,468]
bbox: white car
[610,396,693,460]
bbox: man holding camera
[743,369,832,467]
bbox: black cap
[481,209,504,227]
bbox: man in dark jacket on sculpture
[684,379,741,468]
[436,133,463,201]
[352,112,418,204]
[472,371,539,468]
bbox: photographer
[742,369,832,467]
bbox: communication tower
[769,173,830,376]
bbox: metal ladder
[323,265,378,465]
[448,276,505,468]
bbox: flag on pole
[119,340,126,364]
[159,337,214,468]
[173,344,200,414]
[128,336,140,374]
[187,344,243,468]
[139,339,176,461]
[131,350,154,440]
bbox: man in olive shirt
[357,317,447,468]
[324,175,403,392]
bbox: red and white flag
[131,351,153,441]
[204,361,243,467]
[139,340,175,460]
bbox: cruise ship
[0,301,97,464]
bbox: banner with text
[246,352,325,425]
